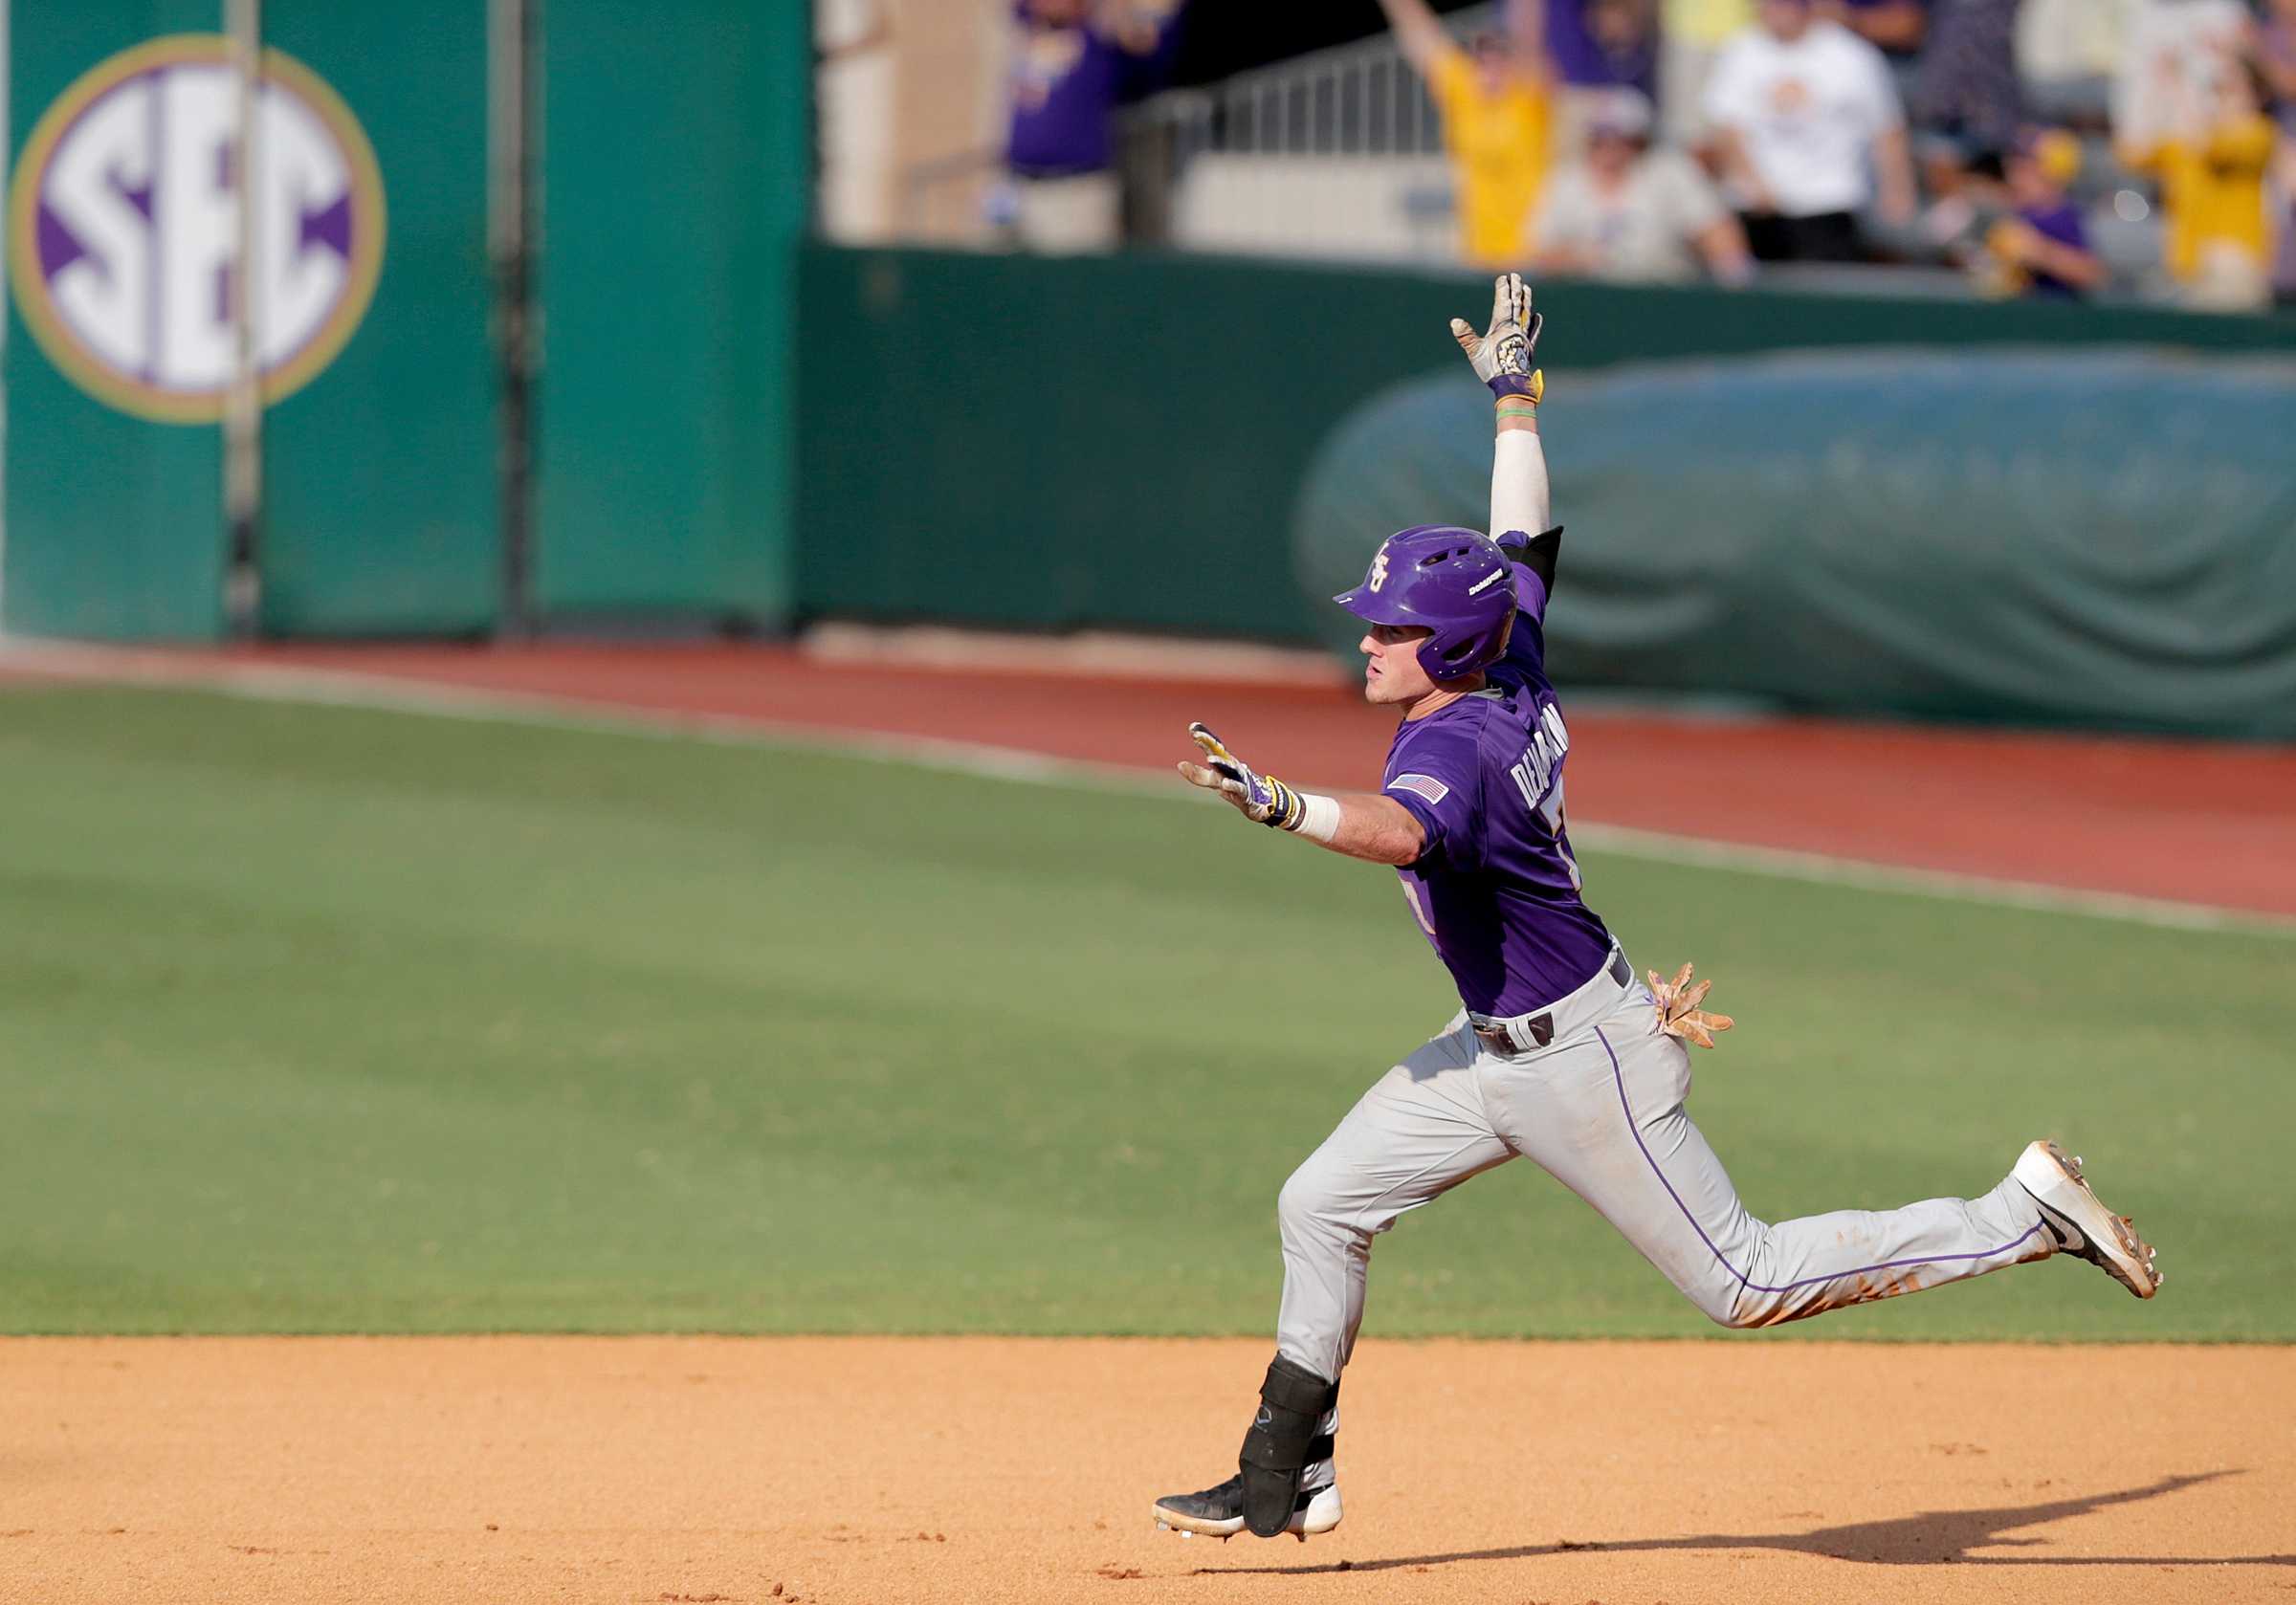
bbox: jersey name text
[1506,701,1571,812]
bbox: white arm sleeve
[1491,424,1550,539]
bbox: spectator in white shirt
[1530,88,1756,281]
[1703,0,1918,259]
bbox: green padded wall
[794,247,2296,737]
[796,247,1485,643]
[4,2,226,640]
[796,246,2296,649]
[254,0,496,635]
[1295,349,2296,738]
[534,0,810,627]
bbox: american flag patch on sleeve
[1387,773,1450,805]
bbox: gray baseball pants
[1278,949,2053,1478]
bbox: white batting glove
[1176,723,1307,830]
[1450,272,1544,405]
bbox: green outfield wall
[4,2,227,639]
[2,1,808,640]
[795,245,2296,736]
[535,0,809,628]
[254,0,496,636]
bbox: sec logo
[8,35,386,423]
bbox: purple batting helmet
[1333,524,1517,681]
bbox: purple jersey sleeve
[1383,714,1488,870]
[1512,561,1549,627]
[1496,561,1550,677]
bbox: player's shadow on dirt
[1203,1471,2292,1575]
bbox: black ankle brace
[1236,1355,1338,1537]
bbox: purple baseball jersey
[1379,560,1614,1018]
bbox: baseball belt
[1469,948,1631,1056]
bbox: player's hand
[1449,272,1544,404]
[1177,723,1306,830]
[1649,962,1734,1048]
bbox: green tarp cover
[1294,348,2296,737]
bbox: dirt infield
[5,1337,2289,1605]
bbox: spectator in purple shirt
[998,0,1181,253]
[1980,127,2105,297]
[2259,0,2296,128]
[1536,0,1659,155]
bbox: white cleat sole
[1152,1484,1343,1543]
[2014,1139,2161,1299]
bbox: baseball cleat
[1152,1475,1342,1542]
[2014,1140,2160,1299]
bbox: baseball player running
[1151,275,2161,1545]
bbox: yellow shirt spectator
[1665,0,1755,50]
[1428,46,1555,266]
[2130,114,2275,284]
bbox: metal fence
[1121,3,1499,171]
[896,8,1498,248]
[1115,6,1497,248]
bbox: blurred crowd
[988,0,2296,311]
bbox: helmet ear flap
[1418,593,1519,681]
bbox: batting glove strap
[1258,776,1308,832]
[1490,369,1545,406]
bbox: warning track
[8,638,2293,920]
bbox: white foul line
[5,636,2292,940]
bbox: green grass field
[1,684,2285,1339]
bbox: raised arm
[1100,0,1180,56]
[1490,380,1549,543]
[1375,0,1454,76]
[1450,273,1558,594]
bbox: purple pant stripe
[1593,1026,2043,1298]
